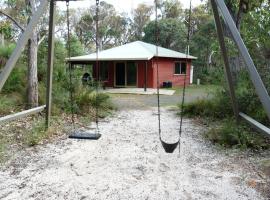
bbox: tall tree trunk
[27,31,38,108]
[26,0,38,108]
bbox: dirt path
[0,109,265,200]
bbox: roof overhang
[67,56,197,64]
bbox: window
[174,62,187,75]
[100,62,109,81]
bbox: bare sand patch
[0,109,265,200]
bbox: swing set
[0,0,269,154]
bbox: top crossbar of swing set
[0,0,269,137]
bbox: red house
[68,41,196,88]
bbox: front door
[126,62,137,87]
[115,62,126,86]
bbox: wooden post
[144,61,147,91]
[45,0,56,128]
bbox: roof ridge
[135,41,155,57]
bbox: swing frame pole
[46,0,56,128]
[211,0,270,136]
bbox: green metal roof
[67,41,197,62]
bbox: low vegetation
[181,71,270,150]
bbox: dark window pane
[174,62,181,74]
[127,62,137,86]
[181,62,187,74]
[100,62,109,81]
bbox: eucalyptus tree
[75,1,129,51]
[0,0,44,108]
[130,3,153,41]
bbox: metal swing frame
[211,0,270,136]
[0,0,269,137]
[0,0,77,127]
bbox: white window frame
[174,61,187,75]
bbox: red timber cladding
[137,60,154,88]
[93,61,114,87]
[152,57,191,88]
[106,61,114,87]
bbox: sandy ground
[0,109,266,200]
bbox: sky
[57,0,204,14]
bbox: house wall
[137,60,154,88]
[93,58,192,88]
[152,57,192,88]
[93,62,114,87]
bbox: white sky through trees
[57,0,204,13]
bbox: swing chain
[66,0,75,129]
[95,0,100,134]
[178,0,192,155]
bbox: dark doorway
[115,62,125,86]
[126,62,137,86]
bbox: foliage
[75,87,113,117]
[130,3,153,41]
[75,1,130,51]
[143,18,187,52]
[206,119,270,150]
[0,93,23,115]
[23,119,47,146]
[157,0,184,19]
[68,35,85,57]
[182,70,269,149]
[2,66,26,93]
[0,43,15,67]
[23,118,63,146]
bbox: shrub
[0,93,24,115]
[23,118,62,146]
[181,70,270,149]
[2,65,26,93]
[75,87,113,117]
[205,119,270,150]
[0,43,15,67]
[182,88,233,119]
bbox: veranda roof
[67,41,197,62]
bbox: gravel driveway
[0,108,266,200]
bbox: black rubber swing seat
[161,140,179,153]
[69,131,101,140]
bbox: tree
[26,0,39,108]
[75,1,129,51]
[130,3,153,41]
[143,18,187,52]
[157,0,184,19]
[1,0,40,108]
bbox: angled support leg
[214,0,270,121]
[211,0,239,119]
[0,0,49,91]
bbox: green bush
[0,43,15,67]
[23,119,61,146]
[181,70,269,149]
[23,119,47,146]
[2,66,26,93]
[182,88,233,119]
[75,87,113,117]
[206,119,270,150]
[0,93,24,115]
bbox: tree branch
[0,10,25,32]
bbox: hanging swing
[155,0,192,153]
[67,0,101,140]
